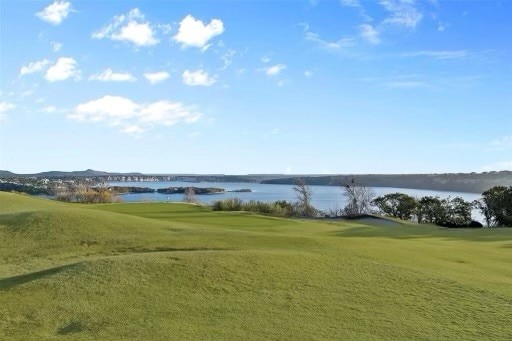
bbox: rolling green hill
[1,192,511,340]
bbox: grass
[0,191,511,340]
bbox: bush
[211,199,298,216]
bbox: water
[111,181,482,218]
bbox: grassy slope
[0,192,511,340]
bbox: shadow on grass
[0,211,36,231]
[113,247,231,254]
[334,223,512,243]
[0,263,81,291]
[0,248,230,291]
[57,321,85,335]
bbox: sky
[0,0,511,174]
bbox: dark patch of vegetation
[55,183,118,203]
[0,182,53,195]
[157,187,225,195]
[372,193,475,227]
[57,321,85,335]
[474,186,512,227]
[212,198,308,217]
[109,186,155,194]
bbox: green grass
[1,192,511,340]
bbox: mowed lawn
[0,192,511,340]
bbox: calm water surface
[111,181,481,216]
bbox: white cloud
[481,161,512,172]
[173,15,224,49]
[20,59,50,76]
[384,80,428,89]
[36,0,72,25]
[220,49,236,70]
[51,41,63,52]
[144,71,170,84]
[92,8,159,47]
[89,68,136,82]
[69,95,201,136]
[0,102,16,121]
[261,56,271,63]
[489,136,512,150]
[45,57,80,82]
[182,69,216,86]
[359,24,380,44]
[264,64,286,77]
[304,70,314,77]
[339,0,361,7]
[380,0,423,28]
[305,29,354,50]
[122,125,145,137]
[40,105,57,113]
[403,50,468,60]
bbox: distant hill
[261,172,512,193]
[2,169,512,193]
[1,169,144,178]
[0,170,16,177]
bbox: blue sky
[0,0,511,174]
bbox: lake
[110,181,482,219]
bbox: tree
[341,177,375,215]
[416,196,447,224]
[372,193,417,220]
[445,196,473,226]
[183,187,196,203]
[293,178,314,217]
[475,186,512,227]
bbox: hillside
[0,192,511,340]
[3,169,512,193]
[262,172,512,193]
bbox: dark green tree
[445,197,473,226]
[372,193,417,221]
[416,196,448,224]
[475,186,512,227]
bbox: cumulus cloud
[92,8,159,47]
[173,15,224,49]
[20,59,50,76]
[69,95,201,136]
[89,68,136,82]
[0,102,16,121]
[264,64,286,77]
[182,69,216,86]
[143,71,170,84]
[45,57,80,82]
[36,0,73,25]
[359,24,380,44]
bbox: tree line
[370,186,512,227]
[211,178,512,227]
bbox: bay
[110,181,482,217]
